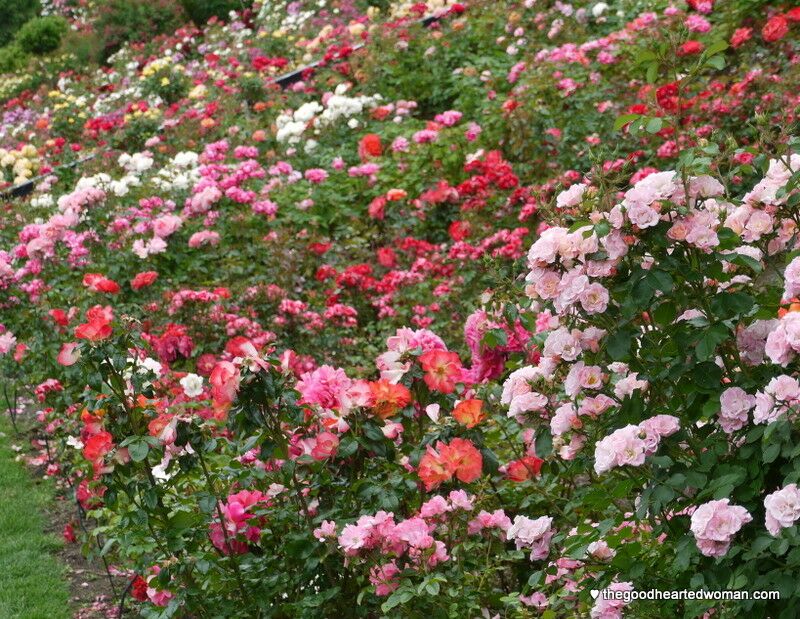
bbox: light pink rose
[718,387,755,433]
[690,499,752,557]
[764,483,800,536]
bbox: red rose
[656,82,680,112]
[762,16,789,42]
[75,305,113,341]
[358,133,382,160]
[677,40,704,56]
[730,27,752,48]
[83,273,120,294]
[131,271,158,290]
[376,247,397,268]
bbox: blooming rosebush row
[2,0,800,617]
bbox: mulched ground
[43,494,133,619]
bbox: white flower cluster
[151,151,201,191]
[119,152,154,173]
[72,152,154,198]
[275,84,382,149]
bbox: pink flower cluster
[317,492,485,595]
[506,515,555,560]
[753,375,800,425]
[590,581,633,619]
[765,313,800,366]
[593,415,679,474]
[782,257,800,302]
[209,489,270,555]
[525,226,612,315]
[689,499,752,557]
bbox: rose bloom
[579,283,609,314]
[358,133,382,160]
[83,431,114,462]
[718,386,755,433]
[452,399,485,428]
[131,271,159,290]
[505,455,543,482]
[762,15,789,42]
[209,361,241,406]
[83,273,120,294]
[311,432,339,461]
[730,27,752,48]
[57,342,81,366]
[75,305,114,341]
[764,483,800,536]
[690,499,752,557]
[418,438,482,490]
[418,350,462,394]
[369,379,411,419]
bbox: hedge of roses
[2,0,800,617]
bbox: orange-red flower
[83,431,113,463]
[418,350,462,394]
[443,437,483,484]
[148,413,176,444]
[358,133,382,160]
[83,273,121,294]
[506,456,544,482]
[75,305,113,341]
[131,271,159,290]
[418,443,453,491]
[369,379,411,419]
[452,399,485,428]
[418,437,483,490]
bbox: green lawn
[0,416,71,619]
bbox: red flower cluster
[75,305,113,341]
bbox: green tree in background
[0,0,40,47]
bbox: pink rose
[764,484,800,536]
[690,499,752,557]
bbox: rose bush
[1,0,800,617]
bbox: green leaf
[696,325,728,361]
[704,40,729,57]
[614,113,640,131]
[382,589,414,612]
[710,291,754,318]
[128,439,150,462]
[645,117,663,133]
[763,442,780,464]
[606,329,633,361]
[646,62,659,84]
[169,511,201,531]
[482,328,508,348]
[594,219,611,238]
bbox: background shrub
[180,0,252,26]
[0,0,39,47]
[0,44,27,72]
[96,0,185,59]
[15,16,68,55]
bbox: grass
[0,414,71,619]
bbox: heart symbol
[590,590,599,599]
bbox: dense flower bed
[2,0,800,617]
